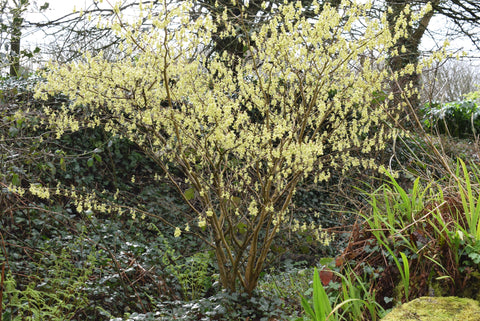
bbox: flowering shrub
[32,0,431,294]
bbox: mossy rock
[381,297,480,321]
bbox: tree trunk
[9,1,24,77]
[386,0,439,125]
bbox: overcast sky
[36,0,105,17]
[23,0,480,62]
[23,0,114,57]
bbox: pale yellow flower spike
[174,227,182,238]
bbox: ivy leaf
[12,173,20,186]
[236,222,247,234]
[60,157,66,171]
[39,2,49,11]
[184,187,195,200]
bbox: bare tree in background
[432,0,480,51]
[421,58,480,104]
[29,0,163,63]
[384,0,480,104]
[0,0,164,73]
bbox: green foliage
[362,172,442,301]
[257,262,313,315]
[456,159,480,241]
[0,75,48,190]
[1,250,93,321]
[421,100,480,138]
[110,290,291,321]
[298,267,384,321]
[358,159,480,305]
[299,267,332,321]
[463,241,480,266]
[174,251,214,301]
[1,195,212,320]
[149,223,215,301]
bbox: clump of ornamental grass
[26,0,439,295]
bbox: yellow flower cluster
[29,183,50,199]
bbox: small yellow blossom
[174,227,181,237]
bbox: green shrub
[421,100,480,138]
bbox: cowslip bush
[30,0,434,294]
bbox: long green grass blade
[300,295,316,319]
[458,159,480,240]
[389,172,411,217]
[313,267,331,321]
[400,252,410,301]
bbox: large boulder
[381,296,480,321]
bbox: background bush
[421,99,480,138]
